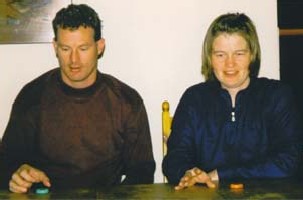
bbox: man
[0,4,155,193]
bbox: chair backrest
[162,100,172,182]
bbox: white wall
[0,0,279,183]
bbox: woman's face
[211,33,252,93]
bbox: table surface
[0,178,302,199]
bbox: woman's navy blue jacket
[162,77,303,184]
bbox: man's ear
[97,38,106,58]
[52,39,59,58]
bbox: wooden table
[0,178,302,199]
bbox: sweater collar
[55,69,103,98]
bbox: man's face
[53,26,105,89]
[211,33,252,93]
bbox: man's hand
[175,167,216,190]
[9,164,51,193]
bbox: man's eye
[61,47,69,51]
[80,46,89,51]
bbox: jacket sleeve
[121,99,156,184]
[218,85,303,179]
[162,92,197,185]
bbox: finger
[187,176,198,187]
[18,169,38,183]
[174,184,186,190]
[174,178,188,190]
[185,170,193,177]
[180,176,189,182]
[174,185,183,190]
[9,180,29,193]
[195,173,216,188]
[193,168,202,175]
[205,180,216,188]
[42,179,51,187]
[28,168,50,186]
[11,173,32,188]
[175,168,203,191]
[186,168,197,177]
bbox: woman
[162,13,302,190]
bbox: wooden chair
[162,100,172,182]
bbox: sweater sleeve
[121,99,156,184]
[0,73,47,189]
[0,90,40,189]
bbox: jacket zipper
[231,107,236,122]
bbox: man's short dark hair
[52,4,102,41]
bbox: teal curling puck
[35,188,49,194]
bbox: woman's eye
[215,53,225,58]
